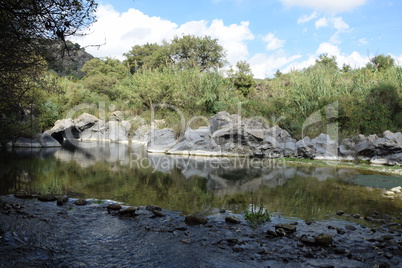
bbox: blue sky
[71,0,402,78]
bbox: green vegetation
[244,201,271,228]
[1,3,401,144]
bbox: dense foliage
[0,0,97,142]
[1,6,401,143]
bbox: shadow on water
[1,142,402,219]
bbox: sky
[70,0,402,78]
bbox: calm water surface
[1,142,402,220]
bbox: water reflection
[1,142,402,219]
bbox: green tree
[229,61,256,97]
[315,54,338,70]
[170,35,227,70]
[124,43,171,73]
[0,0,97,141]
[81,58,129,99]
[341,63,351,73]
[370,54,395,72]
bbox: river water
[1,141,402,220]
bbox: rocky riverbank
[1,193,402,267]
[8,111,402,167]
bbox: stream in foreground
[1,142,402,267]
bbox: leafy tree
[229,61,256,97]
[170,35,227,71]
[81,58,128,100]
[0,0,97,141]
[370,54,395,72]
[341,63,351,73]
[315,53,338,70]
[124,43,171,73]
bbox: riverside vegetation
[1,33,402,145]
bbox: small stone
[180,238,193,244]
[336,210,345,216]
[327,225,336,230]
[336,228,346,235]
[38,194,56,202]
[225,215,240,224]
[219,209,226,213]
[384,252,393,259]
[184,215,207,225]
[315,234,333,246]
[304,251,315,258]
[119,206,138,216]
[334,248,347,254]
[352,214,360,219]
[300,234,316,245]
[345,225,357,231]
[75,199,88,206]
[14,190,31,199]
[107,204,122,211]
[266,229,278,238]
[152,210,165,217]
[384,191,395,196]
[276,228,286,237]
[57,195,68,206]
[275,224,297,233]
[305,221,313,225]
[232,246,244,252]
[146,205,161,211]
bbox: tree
[370,54,395,72]
[229,61,256,97]
[124,43,171,73]
[315,54,338,70]
[81,58,129,99]
[341,63,351,73]
[170,35,227,71]
[0,0,97,141]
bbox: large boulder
[311,133,338,160]
[147,128,177,153]
[167,127,221,156]
[35,133,62,147]
[46,118,79,143]
[131,124,151,144]
[104,121,130,143]
[13,137,42,148]
[74,113,98,131]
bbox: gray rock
[38,194,56,202]
[152,210,165,217]
[314,233,333,245]
[131,124,150,144]
[14,137,42,148]
[184,215,208,225]
[105,121,129,142]
[57,195,68,206]
[107,204,122,211]
[36,133,62,147]
[146,204,162,211]
[119,206,138,216]
[75,199,88,206]
[275,223,297,233]
[225,215,241,224]
[311,133,338,160]
[147,128,177,153]
[74,113,98,131]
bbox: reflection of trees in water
[2,147,402,219]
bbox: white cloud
[332,17,349,31]
[358,38,367,45]
[280,0,367,13]
[249,50,302,78]
[70,4,254,65]
[315,17,328,29]
[298,11,318,24]
[263,33,286,51]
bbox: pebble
[38,194,56,202]
[225,215,240,224]
[119,206,138,216]
[75,199,88,206]
[152,210,165,217]
[57,196,68,206]
[107,204,122,211]
[336,210,345,216]
[314,234,333,245]
[146,205,161,211]
[185,215,208,225]
[14,191,31,199]
[345,225,357,231]
[275,224,297,233]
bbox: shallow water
[1,141,402,219]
